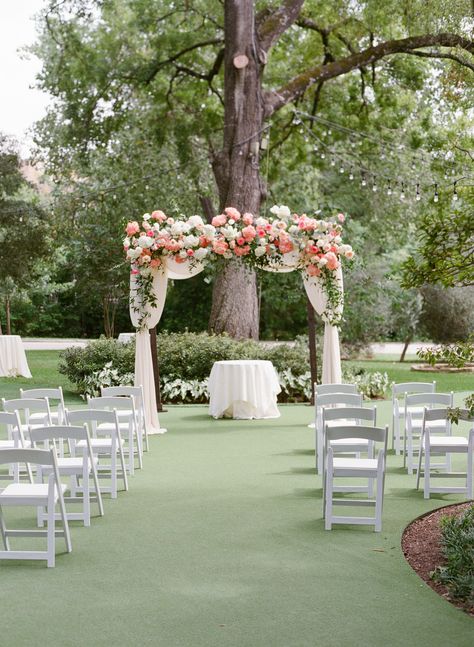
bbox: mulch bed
[402,501,474,615]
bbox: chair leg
[324,455,333,530]
[117,441,129,492]
[416,442,423,491]
[424,445,431,499]
[0,506,10,550]
[467,445,473,499]
[47,489,56,567]
[90,458,104,516]
[83,461,90,527]
[57,486,72,554]
[375,469,384,532]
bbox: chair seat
[402,406,425,417]
[29,412,61,424]
[96,422,131,433]
[76,438,124,451]
[0,482,67,504]
[331,438,369,447]
[41,457,99,474]
[0,440,16,449]
[409,422,448,432]
[425,436,468,448]
[333,457,378,470]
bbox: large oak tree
[34,0,474,338]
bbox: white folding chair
[0,447,72,567]
[322,406,377,495]
[66,409,129,498]
[315,392,363,473]
[87,396,142,475]
[405,392,453,474]
[29,425,104,527]
[323,425,388,532]
[0,411,32,482]
[308,384,359,428]
[391,381,436,454]
[416,408,474,499]
[2,397,52,437]
[101,385,149,452]
[20,387,66,425]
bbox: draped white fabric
[130,258,205,434]
[0,335,31,378]
[303,266,343,384]
[262,256,343,385]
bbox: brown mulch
[402,501,474,615]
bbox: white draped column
[130,257,205,434]
[303,266,343,384]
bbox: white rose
[222,226,238,239]
[319,257,328,266]
[194,247,209,261]
[128,247,142,259]
[334,236,342,244]
[171,222,184,236]
[203,224,216,237]
[178,250,187,259]
[188,215,204,228]
[137,235,153,248]
[270,205,291,219]
[255,246,267,257]
[289,225,298,234]
[256,217,268,227]
[123,237,130,248]
[183,235,199,248]
[142,213,151,221]
[223,251,233,260]
[181,222,191,234]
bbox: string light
[400,182,405,201]
[387,180,392,196]
[339,165,344,174]
[372,179,377,192]
[453,181,458,201]
[434,183,439,202]
[361,173,367,187]
[416,183,421,201]
[349,168,354,180]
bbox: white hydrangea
[183,235,199,248]
[255,217,268,227]
[170,221,185,236]
[202,224,216,238]
[270,205,291,218]
[194,247,209,261]
[255,246,267,257]
[137,236,153,249]
[188,215,204,228]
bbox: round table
[208,360,281,419]
[0,335,32,378]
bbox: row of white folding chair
[101,386,149,453]
[391,381,436,454]
[416,408,474,499]
[0,447,72,567]
[0,411,32,482]
[1,397,52,438]
[323,425,388,532]
[314,392,363,473]
[310,383,359,427]
[20,387,66,425]
[404,392,453,474]
[66,409,129,498]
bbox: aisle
[0,403,472,647]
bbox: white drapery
[130,257,205,433]
[263,256,343,384]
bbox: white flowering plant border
[124,205,354,328]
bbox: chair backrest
[29,424,88,444]
[323,406,376,426]
[325,424,388,448]
[316,393,363,408]
[66,408,118,426]
[20,387,64,404]
[405,392,453,408]
[0,410,25,445]
[423,407,449,424]
[0,447,56,467]
[392,381,436,400]
[101,386,143,406]
[2,398,52,425]
[88,396,136,412]
[314,383,358,396]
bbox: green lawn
[0,403,472,646]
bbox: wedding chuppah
[125,205,353,430]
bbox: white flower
[270,205,291,219]
[255,217,268,227]
[255,246,267,257]
[171,221,185,236]
[316,239,326,248]
[228,218,235,225]
[188,215,204,228]
[194,247,209,261]
[142,213,151,221]
[203,224,216,238]
[128,247,142,260]
[123,237,130,248]
[178,250,187,259]
[319,257,328,266]
[181,222,191,234]
[288,225,298,234]
[137,235,153,249]
[183,235,199,248]
[334,235,342,244]
[221,226,238,239]
[223,251,233,260]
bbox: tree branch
[264,32,474,116]
[406,49,474,73]
[258,0,305,52]
[142,38,223,84]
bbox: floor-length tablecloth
[208,360,281,419]
[0,335,32,378]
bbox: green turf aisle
[1,403,472,646]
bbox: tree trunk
[208,0,266,340]
[5,297,11,335]
[399,336,412,362]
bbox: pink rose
[150,259,161,268]
[212,214,227,227]
[325,251,339,271]
[126,221,140,236]
[242,225,257,241]
[345,250,354,259]
[147,230,155,237]
[337,213,345,223]
[234,245,250,256]
[151,210,167,222]
[186,249,194,256]
[131,268,140,275]
[279,237,294,254]
[242,212,254,225]
[306,265,321,277]
[256,227,266,237]
[236,237,246,246]
[224,207,241,221]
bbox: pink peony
[151,210,167,222]
[337,213,345,223]
[279,237,294,254]
[242,225,257,241]
[234,245,250,256]
[306,265,321,277]
[131,268,140,275]
[212,239,229,255]
[325,251,339,271]
[211,214,227,227]
[345,250,354,259]
[199,235,209,247]
[186,249,194,256]
[256,227,266,238]
[147,230,155,237]
[242,212,254,225]
[236,237,246,246]
[149,259,161,268]
[224,207,241,220]
[126,221,140,236]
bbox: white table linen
[0,335,32,378]
[208,360,281,419]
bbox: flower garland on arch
[124,205,354,329]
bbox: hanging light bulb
[434,183,439,203]
[349,168,354,180]
[330,158,336,167]
[387,180,392,196]
[416,183,421,201]
[320,152,325,159]
[339,165,344,174]
[372,180,377,192]
[453,181,458,201]
[361,173,367,187]
[400,183,405,201]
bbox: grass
[0,402,473,646]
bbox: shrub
[432,505,474,607]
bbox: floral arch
[125,205,354,433]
